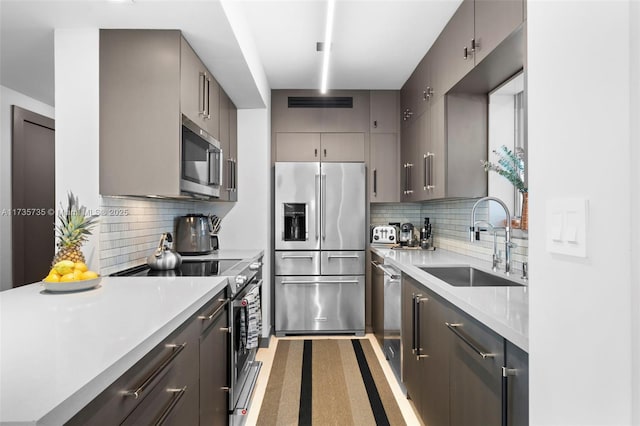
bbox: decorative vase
[521,192,529,231]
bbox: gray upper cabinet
[320,133,365,162]
[100,29,226,198]
[474,0,524,64]
[218,89,238,201]
[180,38,219,139]
[275,133,320,162]
[370,91,399,134]
[370,134,399,203]
[100,30,182,197]
[431,0,475,97]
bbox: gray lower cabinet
[199,295,230,425]
[505,340,529,426]
[402,274,529,426]
[68,290,229,425]
[448,304,504,426]
[402,274,451,426]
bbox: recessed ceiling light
[320,0,335,94]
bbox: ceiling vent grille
[288,96,353,108]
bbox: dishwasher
[380,262,402,387]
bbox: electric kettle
[175,214,218,255]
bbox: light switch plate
[545,198,588,257]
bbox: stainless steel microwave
[180,115,222,198]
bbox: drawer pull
[327,254,360,259]
[281,255,314,260]
[199,298,229,321]
[155,386,187,426]
[124,343,187,399]
[445,322,494,359]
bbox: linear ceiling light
[320,0,336,94]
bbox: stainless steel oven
[180,115,222,198]
[225,258,263,425]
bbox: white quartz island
[0,276,228,425]
[372,247,529,352]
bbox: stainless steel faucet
[472,220,502,271]
[470,196,514,275]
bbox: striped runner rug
[257,339,406,426]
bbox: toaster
[371,225,397,244]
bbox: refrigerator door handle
[321,174,327,240]
[281,280,360,285]
[315,174,320,241]
[305,203,309,240]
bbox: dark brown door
[12,106,55,287]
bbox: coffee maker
[399,223,414,246]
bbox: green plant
[481,145,527,193]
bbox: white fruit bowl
[42,276,102,293]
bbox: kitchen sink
[418,266,524,287]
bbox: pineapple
[52,192,98,266]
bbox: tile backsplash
[371,199,528,271]
[98,197,217,276]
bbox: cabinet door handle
[423,154,428,190]
[226,159,234,191]
[411,293,417,354]
[373,120,378,128]
[323,148,327,158]
[206,77,212,119]
[124,343,187,399]
[406,163,413,194]
[445,322,494,359]
[425,152,434,190]
[415,296,429,360]
[373,169,377,197]
[198,298,229,321]
[199,72,206,116]
[155,386,187,426]
[463,46,469,60]
[315,148,318,157]
[470,38,479,53]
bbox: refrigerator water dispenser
[283,203,307,241]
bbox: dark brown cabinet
[370,91,399,134]
[199,295,230,425]
[68,289,230,426]
[402,274,452,426]
[505,340,529,426]
[370,133,399,203]
[448,304,504,426]
[401,273,529,426]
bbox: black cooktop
[111,259,241,277]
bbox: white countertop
[372,247,529,352]
[0,276,229,425]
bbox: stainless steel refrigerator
[274,162,366,335]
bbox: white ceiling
[239,0,462,90]
[0,0,462,108]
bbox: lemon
[54,260,75,276]
[60,273,76,282]
[44,273,60,283]
[74,262,88,273]
[82,270,99,280]
[73,269,84,281]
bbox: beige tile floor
[244,334,422,426]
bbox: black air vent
[288,97,353,108]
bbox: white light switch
[546,198,588,257]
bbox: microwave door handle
[226,158,233,191]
